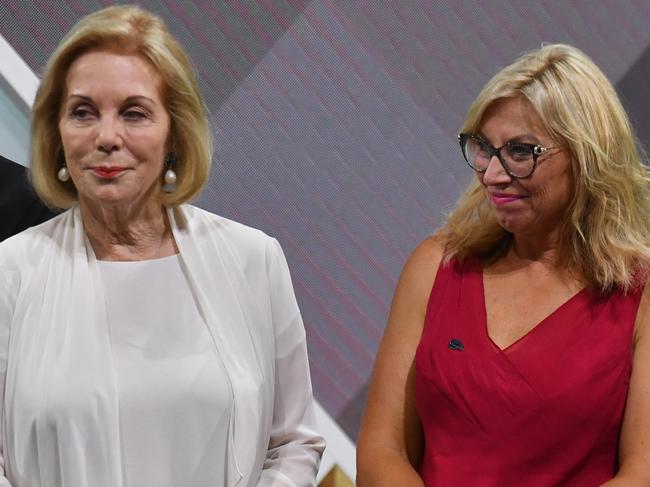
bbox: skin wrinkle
[58,50,177,261]
[477,97,574,256]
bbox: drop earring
[57,163,70,182]
[163,153,177,193]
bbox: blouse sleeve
[256,239,325,487]
[0,270,16,486]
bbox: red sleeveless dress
[415,258,642,486]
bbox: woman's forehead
[63,50,165,102]
[478,98,550,140]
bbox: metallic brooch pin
[448,338,464,351]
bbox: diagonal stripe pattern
[1,0,649,442]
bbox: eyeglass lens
[462,137,535,178]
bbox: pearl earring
[57,164,70,182]
[163,153,177,193]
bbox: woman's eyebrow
[65,94,93,103]
[122,95,156,105]
[474,131,489,142]
[506,133,542,143]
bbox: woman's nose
[95,116,123,154]
[482,154,512,184]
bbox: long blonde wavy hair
[441,44,650,293]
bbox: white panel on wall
[0,78,30,165]
[0,33,37,166]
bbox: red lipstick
[92,167,125,179]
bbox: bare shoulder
[406,234,446,269]
[393,235,446,318]
[634,282,650,345]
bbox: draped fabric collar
[3,205,274,487]
[167,205,270,486]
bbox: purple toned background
[2,0,649,440]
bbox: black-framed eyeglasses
[458,133,559,179]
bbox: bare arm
[601,284,650,486]
[356,238,444,487]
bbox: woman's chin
[79,187,159,211]
[495,215,537,237]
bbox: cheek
[134,144,166,172]
[549,165,574,200]
[528,176,572,215]
[58,122,71,154]
[58,124,86,160]
[125,128,168,160]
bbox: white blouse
[0,205,324,487]
[98,255,230,486]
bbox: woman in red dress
[357,44,650,486]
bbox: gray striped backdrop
[2,0,649,441]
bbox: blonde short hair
[31,5,212,208]
[443,44,650,292]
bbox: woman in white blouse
[0,5,324,487]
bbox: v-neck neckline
[478,264,588,353]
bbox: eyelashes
[66,105,152,123]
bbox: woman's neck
[79,198,178,261]
[507,224,565,264]
[495,233,585,289]
[509,239,561,266]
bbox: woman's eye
[508,144,532,160]
[474,141,492,156]
[71,107,95,120]
[123,109,147,121]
